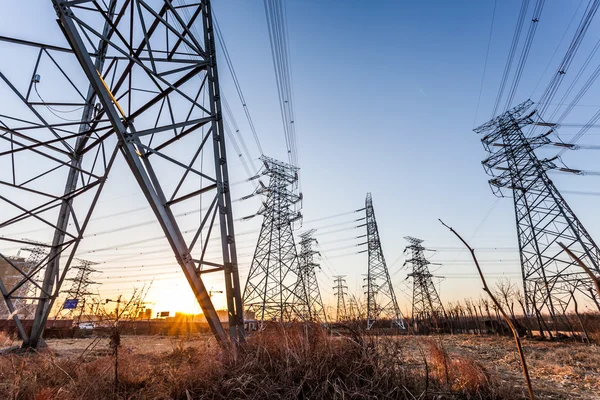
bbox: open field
[0,328,598,399]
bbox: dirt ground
[11,333,600,399]
[395,335,600,399]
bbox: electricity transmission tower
[243,156,309,324]
[60,259,99,322]
[298,230,327,322]
[475,100,600,315]
[333,275,348,322]
[363,193,405,329]
[403,237,445,326]
[348,296,361,320]
[0,0,244,348]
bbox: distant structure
[0,243,47,319]
[403,237,445,327]
[297,230,327,322]
[333,275,348,322]
[348,296,361,320]
[362,193,405,329]
[475,100,600,315]
[243,156,309,324]
[59,259,99,322]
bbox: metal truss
[333,275,348,322]
[403,236,444,325]
[297,229,327,322]
[0,0,244,347]
[243,156,309,324]
[475,100,600,315]
[363,193,404,329]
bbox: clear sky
[2,1,600,317]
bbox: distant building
[0,257,36,319]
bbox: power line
[212,9,264,156]
[491,0,531,117]
[263,0,300,170]
[474,0,498,127]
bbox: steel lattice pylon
[297,229,327,322]
[243,156,309,324]
[363,193,405,329]
[403,236,445,325]
[59,259,99,322]
[0,0,244,347]
[475,100,600,315]
[333,275,347,322]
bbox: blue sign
[63,299,79,309]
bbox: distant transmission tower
[298,230,327,322]
[363,193,405,329]
[348,296,361,320]
[475,100,600,315]
[243,156,309,324]
[333,275,348,322]
[61,260,99,322]
[403,237,445,325]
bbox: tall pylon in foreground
[243,156,309,324]
[403,237,445,324]
[363,193,405,329]
[0,0,245,347]
[475,100,600,315]
[297,230,327,322]
[333,275,348,322]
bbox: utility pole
[333,275,348,322]
[243,156,309,325]
[475,100,600,315]
[297,230,327,322]
[0,0,245,347]
[403,237,445,330]
[363,193,405,329]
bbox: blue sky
[2,0,600,316]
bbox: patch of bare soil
[397,335,600,399]
[45,334,217,358]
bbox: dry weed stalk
[559,242,600,313]
[440,218,535,400]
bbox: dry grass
[0,325,525,399]
[427,339,496,395]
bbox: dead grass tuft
[427,339,501,398]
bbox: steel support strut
[26,0,118,349]
[201,0,245,343]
